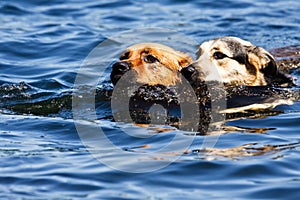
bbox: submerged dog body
[109,39,298,133]
[110,43,193,86]
[182,36,294,87]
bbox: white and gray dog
[182,36,294,87]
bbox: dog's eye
[144,55,158,63]
[213,52,227,60]
[120,52,130,60]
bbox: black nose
[112,61,131,73]
[110,62,131,85]
[181,65,195,80]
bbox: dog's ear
[176,51,193,68]
[246,46,277,73]
[246,46,294,85]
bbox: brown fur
[111,43,193,86]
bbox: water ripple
[0,0,300,199]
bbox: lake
[0,0,300,199]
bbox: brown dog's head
[110,43,193,86]
[181,37,294,86]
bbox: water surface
[0,0,300,199]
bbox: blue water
[1,0,300,199]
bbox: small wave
[0,81,113,119]
[0,82,33,102]
[0,4,30,16]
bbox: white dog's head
[181,37,294,86]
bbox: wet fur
[182,36,294,87]
[110,43,193,86]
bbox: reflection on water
[194,142,300,161]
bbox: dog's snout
[181,64,196,79]
[110,61,131,85]
[112,61,131,72]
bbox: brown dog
[181,37,294,86]
[110,43,193,86]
